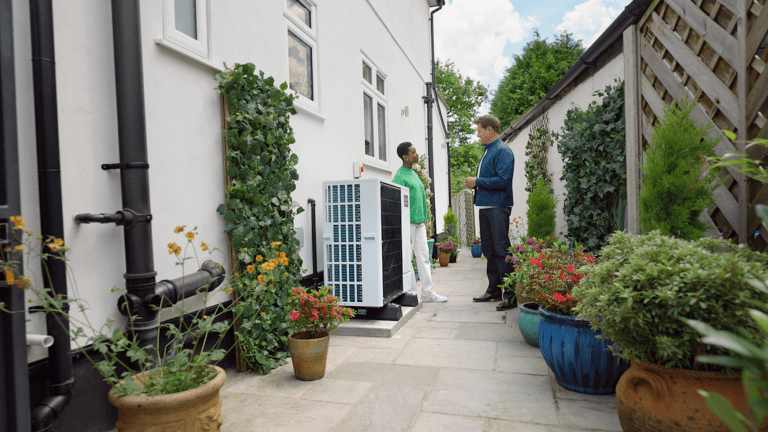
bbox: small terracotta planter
[288,332,330,381]
[437,251,450,266]
[108,365,226,432]
[515,284,535,304]
[616,360,762,431]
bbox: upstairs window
[285,0,319,110]
[162,0,208,58]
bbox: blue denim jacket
[475,138,514,207]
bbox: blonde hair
[473,114,501,133]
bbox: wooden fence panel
[627,0,768,249]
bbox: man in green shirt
[392,142,447,303]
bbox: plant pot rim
[538,307,591,326]
[108,364,226,408]
[289,331,330,341]
[520,302,540,311]
[628,359,741,378]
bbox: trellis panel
[627,0,768,249]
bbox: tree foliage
[555,81,626,252]
[639,96,719,240]
[490,30,584,129]
[526,178,556,238]
[435,59,488,147]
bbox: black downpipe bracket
[28,0,74,430]
[424,1,444,245]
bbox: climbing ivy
[215,63,304,373]
[554,81,626,252]
[525,113,550,193]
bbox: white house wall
[505,55,624,239]
[12,0,446,363]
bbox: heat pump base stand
[350,303,403,321]
[392,292,418,307]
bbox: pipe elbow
[31,391,74,432]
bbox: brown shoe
[473,292,502,302]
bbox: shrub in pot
[573,231,768,431]
[1,220,238,431]
[436,241,456,267]
[470,237,482,258]
[513,240,628,394]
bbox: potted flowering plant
[0,218,238,431]
[515,242,628,395]
[436,241,456,267]
[470,237,482,258]
[286,285,354,381]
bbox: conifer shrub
[526,178,556,238]
[639,96,719,240]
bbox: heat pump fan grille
[380,183,403,302]
[326,184,364,303]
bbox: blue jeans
[479,207,515,301]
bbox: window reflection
[364,94,373,156]
[287,0,311,27]
[288,31,313,100]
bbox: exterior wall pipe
[149,260,226,308]
[28,0,74,429]
[424,0,444,239]
[308,198,319,289]
[110,0,160,358]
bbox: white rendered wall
[505,55,625,239]
[12,0,445,362]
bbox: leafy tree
[490,30,584,129]
[449,141,484,197]
[527,178,556,238]
[435,59,488,146]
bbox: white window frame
[162,0,209,59]
[361,53,388,169]
[284,0,320,113]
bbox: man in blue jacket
[464,114,516,311]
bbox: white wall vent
[322,179,411,308]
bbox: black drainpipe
[28,0,74,430]
[423,0,444,243]
[308,198,319,289]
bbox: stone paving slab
[395,338,497,370]
[221,394,351,432]
[326,361,439,386]
[330,383,429,432]
[557,398,622,431]
[410,412,488,432]
[430,310,506,323]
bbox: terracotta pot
[288,332,330,381]
[108,365,226,432]
[438,251,450,266]
[616,360,764,432]
[515,284,535,304]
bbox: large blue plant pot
[470,244,482,258]
[518,302,540,347]
[538,308,629,395]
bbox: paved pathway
[219,248,623,431]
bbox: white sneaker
[422,292,448,303]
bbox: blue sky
[434,0,631,99]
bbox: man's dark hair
[397,142,413,161]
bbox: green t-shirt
[392,167,428,224]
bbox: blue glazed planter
[470,244,482,258]
[538,308,629,395]
[518,303,540,347]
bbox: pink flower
[290,310,300,321]
[552,292,567,303]
[425,188,431,195]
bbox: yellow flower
[109,287,116,292]
[186,231,195,240]
[242,248,247,252]
[257,274,267,284]
[24,230,33,236]
[200,241,210,251]
[246,264,256,274]
[167,242,180,255]
[5,269,14,285]
[269,258,279,266]
[13,244,23,252]
[10,216,26,229]
[174,225,186,233]
[216,264,222,268]
[15,277,31,289]
[255,255,263,262]
[271,241,281,246]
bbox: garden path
[219,248,622,432]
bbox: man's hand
[464,177,476,188]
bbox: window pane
[377,104,386,161]
[175,0,197,39]
[376,75,385,94]
[288,32,314,100]
[364,94,374,157]
[362,63,372,84]
[287,0,311,27]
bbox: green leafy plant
[287,285,355,339]
[639,96,719,240]
[525,113,550,193]
[501,236,559,294]
[0,218,237,397]
[554,81,626,252]
[573,231,768,370]
[215,63,304,373]
[526,178,556,239]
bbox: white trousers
[409,222,434,296]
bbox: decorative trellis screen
[624,0,768,250]
[452,189,476,246]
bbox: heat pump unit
[322,179,412,308]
